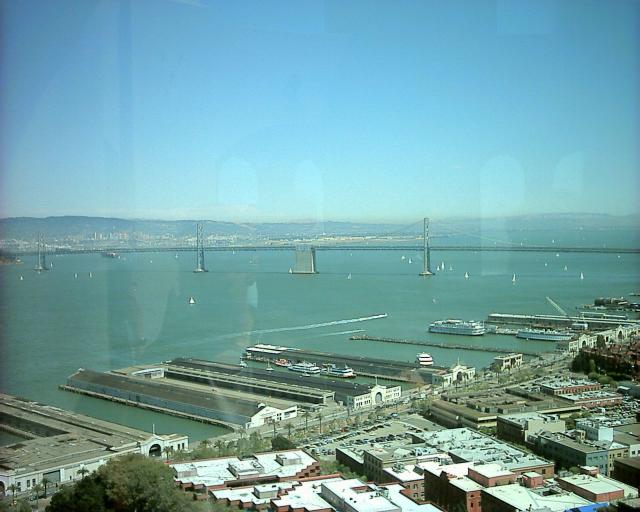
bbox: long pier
[10,244,639,256]
[350,334,541,357]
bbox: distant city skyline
[1,0,638,222]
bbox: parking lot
[301,413,442,460]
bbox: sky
[0,0,638,222]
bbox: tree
[77,467,90,479]
[42,477,51,499]
[162,445,174,461]
[7,484,17,506]
[32,483,44,510]
[271,435,296,450]
[46,454,194,512]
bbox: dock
[349,334,541,357]
[486,312,639,330]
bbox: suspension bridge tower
[419,217,433,277]
[193,223,208,273]
[34,233,49,272]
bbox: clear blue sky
[1,0,638,222]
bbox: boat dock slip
[160,360,333,405]
[62,368,293,430]
[167,358,391,403]
[486,313,640,330]
[244,344,447,384]
[349,334,540,357]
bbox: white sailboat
[436,264,441,271]
[288,267,293,274]
[401,255,406,261]
[512,273,516,283]
[239,359,247,368]
[449,264,453,271]
[347,273,352,280]
[544,262,548,267]
[563,265,568,271]
[19,275,23,281]
[266,362,274,371]
[175,253,179,259]
[74,273,78,278]
[89,272,93,278]
[408,258,412,264]
[441,261,445,270]
[580,272,584,280]
[464,272,469,279]
[188,296,196,305]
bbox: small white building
[245,403,297,429]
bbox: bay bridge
[23,217,639,275]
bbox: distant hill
[0,213,637,241]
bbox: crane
[546,296,588,330]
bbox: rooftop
[483,483,592,512]
[172,450,317,488]
[558,474,638,499]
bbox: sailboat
[441,261,445,271]
[188,296,196,305]
[89,272,93,278]
[563,265,568,271]
[401,255,406,261]
[74,273,78,278]
[408,258,413,264]
[436,264,441,271]
[239,359,247,368]
[19,275,23,281]
[464,272,469,279]
[449,264,453,271]
[347,273,352,280]
[544,262,548,267]
[175,253,179,259]
[288,267,293,274]
[512,274,516,283]
[266,362,274,371]
[580,272,584,280]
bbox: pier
[349,334,541,357]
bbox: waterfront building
[558,390,624,409]
[491,354,523,373]
[347,384,402,410]
[0,393,187,499]
[173,450,320,493]
[497,412,566,444]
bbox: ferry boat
[323,364,356,378]
[429,319,485,336]
[416,353,434,366]
[516,329,573,341]
[274,358,291,367]
[288,361,321,374]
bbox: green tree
[7,484,18,506]
[271,435,296,450]
[77,467,90,479]
[41,477,51,499]
[588,359,597,374]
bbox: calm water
[1,239,638,441]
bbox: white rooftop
[472,463,514,479]
[483,484,592,511]
[211,481,294,506]
[172,450,316,487]
[384,484,443,511]
[271,477,343,511]
[559,474,639,499]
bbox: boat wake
[317,329,366,337]
[213,314,387,340]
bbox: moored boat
[516,328,572,341]
[429,319,485,336]
[274,358,291,367]
[416,353,434,366]
[322,364,356,378]
[288,361,321,374]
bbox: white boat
[347,273,352,280]
[441,261,445,270]
[401,255,406,261]
[239,359,248,367]
[544,262,548,267]
[564,265,568,271]
[436,264,441,271]
[449,265,453,271]
[408,258,412,264]
[429,319,485,336]
[580,272,584,280]
[175,254,179,259]
[323,364,356,378]
[516,329,572,342]
[416,353,434,366]
[512,274,516,283]
[464,272,469,279]
[74,273,78,278]
[89,272,93,278]
[266,363,274,371]
[19,275,23,281]
[288,267,293,274]
[149,260,153,264]
[188,296,196,305]
[288,361,321,374]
